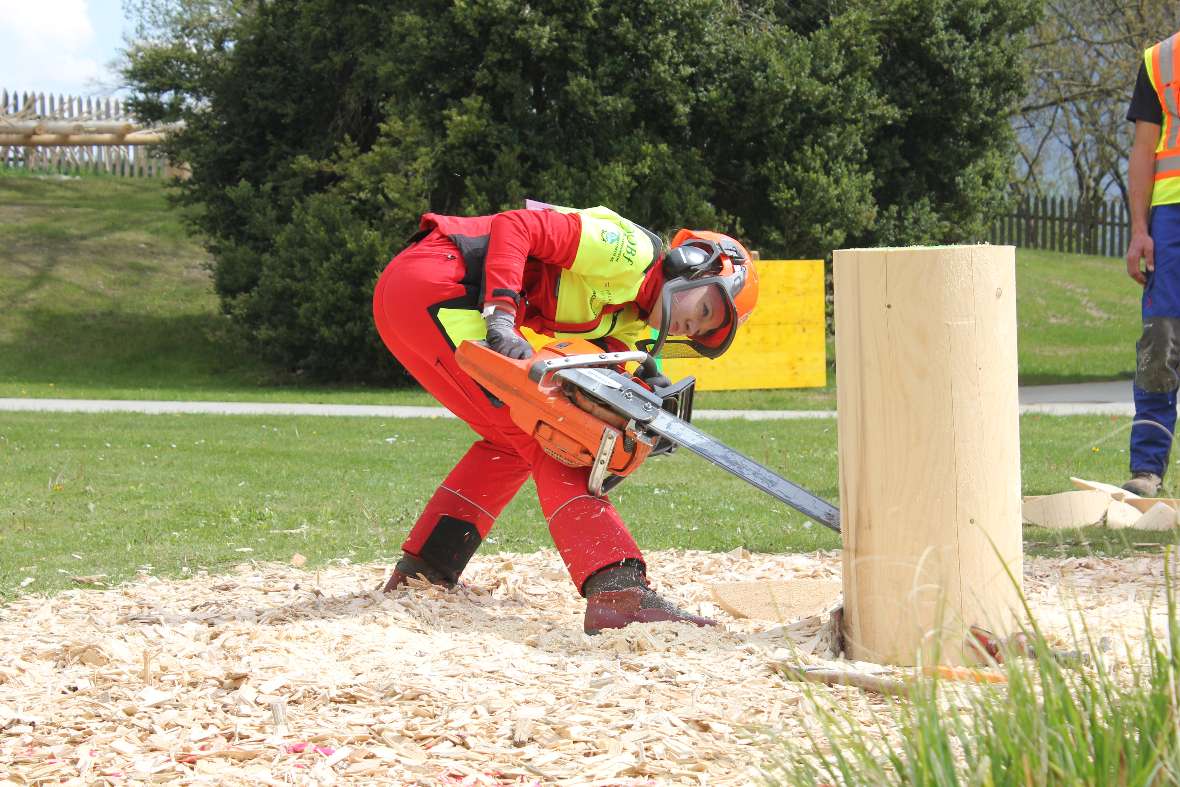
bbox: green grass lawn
[0,175,1146,409]
[1,409,1171,600]
[1016,248,1143,385]
[0,175,435,405]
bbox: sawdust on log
[0,549,1169,785]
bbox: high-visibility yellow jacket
[419,206,664,351]
[1145,32,1180,206]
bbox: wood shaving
[0,549,1168,785]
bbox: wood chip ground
[0,549,1169,785]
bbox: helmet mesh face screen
[641,276,738,361]
[652,339,711,359]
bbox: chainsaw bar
[555,366,842,533]
[643,411,841,533]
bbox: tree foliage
[124,0,1037,382]
[1016,0,1180,205]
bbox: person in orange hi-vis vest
[372,201,757,633]
[1124,31,1180,498]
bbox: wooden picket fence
[989,193,1128,258]
[0,89,169,178]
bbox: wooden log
[777,666,911,696]
[1123,497,1180,515]
[0,120,136,135]
[1021,490,1109,529]
[1133,502,1177,531]
[834,245,1023,666]
[1070,476,1138,501]
[0,131,169,146]
[1105,499,1142,530]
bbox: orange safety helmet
[645,229,759,359]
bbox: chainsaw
[455,338,841,533]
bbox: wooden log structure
[0,119,179,146]
[834,245,1023,666]
[0,90,187,177]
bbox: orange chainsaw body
[454,338,654,479]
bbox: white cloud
[0,0,105,95]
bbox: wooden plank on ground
[1133,502,1177,531]
[1123,497,1180,515]
[1021,490,1109,529]
[1070,476,1138,501]
[710,579,840,622]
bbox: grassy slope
[0,176,1145,409]
[0,175,433,405]
[1016,248,1143,385]
[1,409,1171,599]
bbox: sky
[0,0,129,99]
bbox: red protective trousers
[372,229,645,593]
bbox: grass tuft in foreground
[768,555,1180,786]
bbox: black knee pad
[419,516,482,585]
[1135,317,1180,393]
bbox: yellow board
[519,259,826,391]
[662,259,826,390]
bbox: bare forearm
[1129,122,1160,233]
[1126,121,1162,283]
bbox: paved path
[0,380,1137,419]
[1018,379,1134,416]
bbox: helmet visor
[643,276,738,360]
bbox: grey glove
[640,369,672,390]
[484,308,533,360]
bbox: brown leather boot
[1122,471,1162,497]
[582,561,717,635]
[379,552,453,593]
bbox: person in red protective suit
[372,202,758,634]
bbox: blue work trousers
[1131,204,1180,476]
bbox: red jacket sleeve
[483,209,581,310]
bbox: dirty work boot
[582,560,717,635]
[1122,471,1162,497]
[379,552,453,593]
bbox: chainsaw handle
[528,350,650,384]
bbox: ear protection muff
[662,239,723,280]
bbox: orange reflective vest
[1146,32,1180,206]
